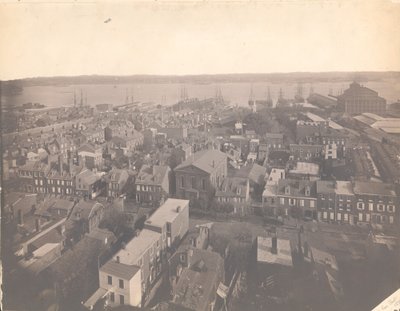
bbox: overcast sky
[1,0,400,80]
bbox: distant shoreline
[3,71,400,86]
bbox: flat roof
[115,229,161,265]
[354,181,396,197]
[145,198,189,228]
[372,288,400,311]
[289,162,319,176]
[335,181,353,196]
[257,236,292,267]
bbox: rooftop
[172,248,224,311]
[353,181,396,197]
[114,229,161,265]
[100,260,140,280]
[289,162,320,176]
[145,198,189,228]
[257,236,293,267]
[136,165,169,185]
[174,149,227,174]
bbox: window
[120,295,124,305]
[191,177,195,189]
[310,200,315,208]
[337,213,342,221]
[323,212,327,219]
[387,205,395,213]
[344,213,348,221]
[107,275,112,285]
[299,200,304,207]
[289,198,296,206]
[366,214,370,222]
[389,216,394,224]
[280,197,285,205]
[181,176,184,188]
[357,202,365,210]
[358,213,363,222]
[119,279,124,289]
[368,203,373,211]
[330,212,334,220]
[110,292,115,302]
[377,204,385,212]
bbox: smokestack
[271,236,278,254]
[17,209,24,225]
[35,218,41,232]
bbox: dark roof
[277,179,317,197]
[136,165,169,185]
[172,248,224,311]
[100,260,140,280]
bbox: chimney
[271,236,278,254]
[17,209,24,225]
[116,256,120,263]
[58,154,63,174]
[35,218,41,232]
[187,249,194,267]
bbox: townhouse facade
[135,165,170,206]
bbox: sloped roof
[174,149,227,174]
[100,260,140,280]
[136,165,169,185]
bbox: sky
[1,0,400,80]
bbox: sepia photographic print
[1,1,400,311]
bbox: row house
[104,168,130,198]
[263,179,317,218]
[353,181,398,225]
[316,180,355,224]
[85,199,189,309]
[317,181,398,226]
[215,177,250,214]
[18,160,50,193]
[174,149,228,206]
[135,165,171,206]
[46,156,83,196]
